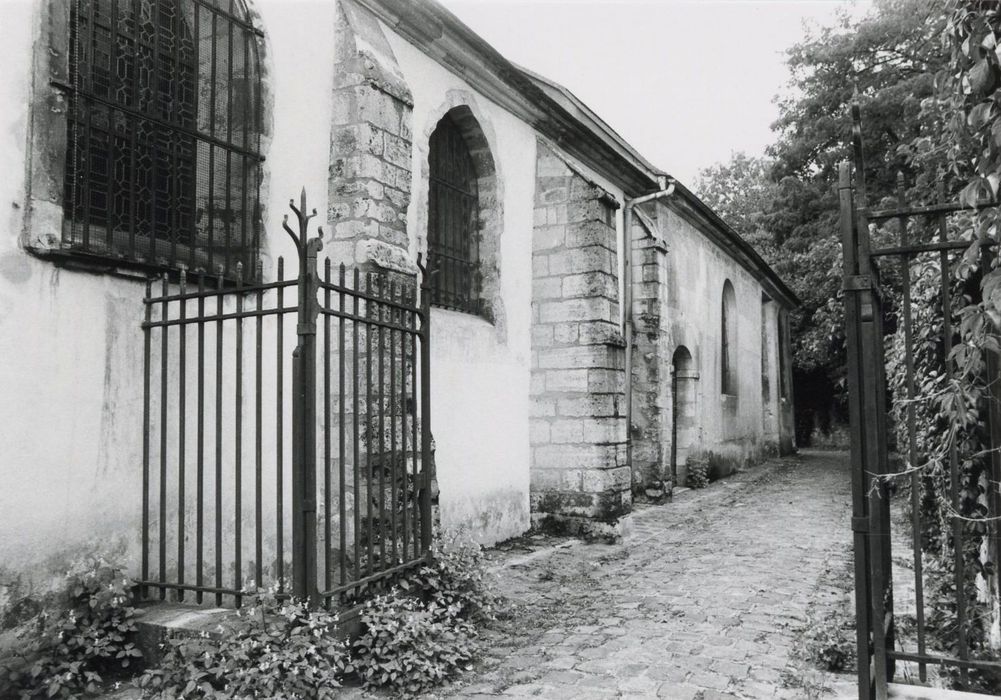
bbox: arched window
[721,280,737,395]
[63,0,263,281]
[427,112,481,314]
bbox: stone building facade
[0,0,795,593]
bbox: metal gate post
[852,106,895,697]
[286,190,322,605]
[841,100,896,698]
[840,161,877,700]
[417,254,434,554]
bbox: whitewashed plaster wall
[657,200,782,471]
[381,30,534,546]
[379,25,628,545]
[0,0,337,588]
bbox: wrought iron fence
[139,191,432,607]
[842,105,1001,698]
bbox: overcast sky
[438,0,871,187]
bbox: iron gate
[138,191,433,608]
[842,105,1001,698]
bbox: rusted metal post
[847,99,892,700]
[418,254,434,554]
[840,160,874,700]
[285,189,323,605]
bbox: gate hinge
[852,516,870,533]
[843,275,874,292]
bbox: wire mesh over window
[427,114,481,314]
[63,0,263,281]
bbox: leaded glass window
[63,0,263,280]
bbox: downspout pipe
[623,178,676,486]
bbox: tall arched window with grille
[63,0,263,281]
[721,280,737,395]
[427,112,481,314]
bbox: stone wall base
[530,511,634,544]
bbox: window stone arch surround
[414,91,506,341]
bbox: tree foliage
[695,0,948,441]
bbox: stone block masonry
[629,214,671,491]
[530,141,630,527]
[328,0,417,281]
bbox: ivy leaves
[0,560,142,699]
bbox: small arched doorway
[671,346,698,484]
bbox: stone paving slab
[100,451,856,699]
[434,450,857,699]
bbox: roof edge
[350,0,799,309]
[668,180,800,309]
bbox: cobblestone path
[440,450,856,700]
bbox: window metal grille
[428,114,480,314]
[64,0,263,281]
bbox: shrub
[138,587,351,699]
[686,457,710,489]
[400,532,496,622]
[0,559,142,699]
[351,591,476,696]
[139,531,496,698]
[803,609,856,672]
[350,532,494,696]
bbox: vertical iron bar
[365,273,374,575]
[292,291,304,599]
[82,5,96,251]
[225,150,233,278]
[107,0,118,252]
[339,264,347,587]
[224,18,233,277]
[177,269,187,601]
[896,174,925,681]
[378,276,387,568]
[190,5,200,270]
[353,268,361,584]
[196,272,205,603]
[158,276,168,598]
[234,263,244,606]
[147,0,158,263]
[324,258,332,596]
[214,273,224,606]
[207,12,217,273]
[390,280,398,563]
[400,285,410,561]
[411,296,420,561]
[987,351,1001,610]
[276,258,285,591]
[240,29,249,269]
[141,278,152,600]
[304,239,321,604]
[420,265,433,554]
[128,0,140,258]
[940,239,970,682]
[168,5,179,271]
[255,261,263,588]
